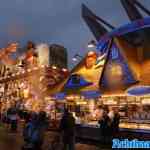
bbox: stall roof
[127,86,150,96]
[52,92,66,100]
[60,4,150,96]
[81,90,101,99]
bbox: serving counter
[119,121,150,140]
[76,122,100,141]
[75,121,150,141]
[119,120,150,131]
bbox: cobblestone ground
[0,123,109,150]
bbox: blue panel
[100,43,137,88]
[96,40,109,55]
[65,74,93,89]
[54,92,66,100]
[111,44,119,59]
[127,86,150,96]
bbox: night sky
[0,0,150,67]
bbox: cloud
[0,0,150,67]
[7,22,27,38]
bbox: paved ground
[0,124,23,150]
[0,123,103,150]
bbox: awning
[127,86,150,96]
[52,92,66,100]
[81,90,101,99]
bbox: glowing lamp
[27,69,31,72]
[41,65,45,68]
[76,101,87,105]
[52,66,57,69]
[33,67,38,70]
[62,68,67,72]
[72,57,78,62]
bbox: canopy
[81,90,101,99]
[127,86,150,96]
[52,92,66,100]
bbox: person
[8,105,18,132]
[98,106,112,145]
[22,111,48,150]
[6,107,12,129]
[74,113,81,124]
[23,112,38,150]
[59,109,76,150]
[24,110,31,125]
[108,106,114,122]
[36,111,49,149]
[94,106,104,120]
[111,108,120,138]
[17,100,25,119]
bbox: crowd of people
[0,102,49,150]
[0,102,120,150]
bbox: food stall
[55,93,150,141]
[59,36,150,139]
[0,64,69,115]
[60,70,150,140]
[71,93,150,140]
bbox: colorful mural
[99,40,137,91]
[64,51,106,92]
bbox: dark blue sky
[0,0,150,67]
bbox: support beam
[82,4,114,41]
[134,0,150,16]
[120,0,143,21]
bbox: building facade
[36,43,68,69]
[49,44,68,69]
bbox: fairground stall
[53,3,150,140]
[0,42,69,117]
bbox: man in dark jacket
[60,109,75,150]
[111,109,120,138]
[99,106,112,145]
[8,105,18,132]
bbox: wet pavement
[0,123,110,150]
